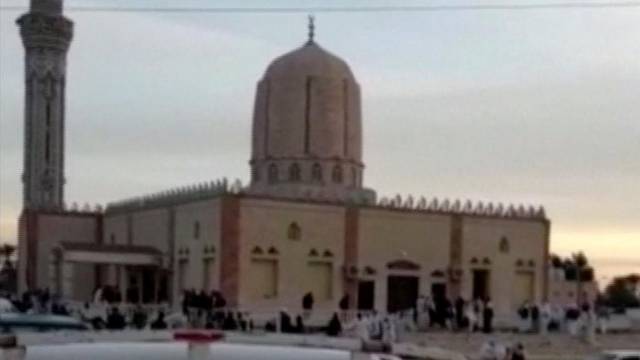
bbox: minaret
[17,0,73,209]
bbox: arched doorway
[386,260,421,313]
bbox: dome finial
[307,15,315,44]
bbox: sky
[0,0,638,284]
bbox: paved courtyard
[400,332,640,359]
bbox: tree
[0,244,16,270]
[604,275,640,310]
[550,254,563,268]
[0,243,17,294]
[571,252,588,305]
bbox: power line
[1,2,639,13]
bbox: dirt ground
[400,331,640,359]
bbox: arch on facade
[268,163,278,183]
[311,163,323,182]
[331,165,343,183]
[287,222,301,240]
[387,259,421,271]
[499,236,510,253]
[289,163,301,182]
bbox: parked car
[0,313,89,333]
[587,350,640,360]
[22,342,398,360]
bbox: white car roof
[603,350,640,356]
[24,342,355,360]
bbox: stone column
[61,261,73,298]
[118,266,127,302]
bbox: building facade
[16,2,551,322]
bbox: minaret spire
[307,15,315,44]
[17,0,73,210]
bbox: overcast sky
[0,0,638,282]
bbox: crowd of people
[514,299,606,343]
[0,286,611,352]
[79,304,169,330]
[479,340,527,360]
[1,288,70,316]
[411,295,496,333]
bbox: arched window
[499,236,510,253]
[289,163,301,182]
[268,164,278,183]
[287,222,301,240]
[331,165,343,183]
[312,163,323,182]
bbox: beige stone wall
[103,199,222,302]
[173,199,221,298]
[548,268,599,305]
[103,214,127,245]
[36,213,98,300]
[131,208,171,253]
[460,217,547,319]
[237,198,346,311]
[94,196,549,317]
[358,208,452,312]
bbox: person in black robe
[215,292,227,309]
[237,312,247,332]
[222,311,238,331]
[511,343,526,360]
[106,307,126,330]
[455,297,466,330]
[530,303,540,333]
[339,295,349,311]
[279,311,293,333]
[150,310,168,330]
[181,290,189,316]
[131,306,147,329]
[302,292,314,311]
[326,312,342,336]
[295,315,305,334]
[482,300,494,333]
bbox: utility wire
[1,2,639,13]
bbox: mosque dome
[264,41,355,82]
[248,18,372,203]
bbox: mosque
[16,0,550,323]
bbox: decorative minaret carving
[17,0,73,209]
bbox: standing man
[482,299,494,334]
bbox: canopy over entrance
[53,242,167,303]
[58,242,162,266]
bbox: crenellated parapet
[360,193,546,220]
[105,178,247,213]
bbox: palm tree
[0,244,16,270]
[571,252,588,306]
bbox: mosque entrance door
[357,280,375,310]
[472,269,490,300]
[387,275,418,313]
